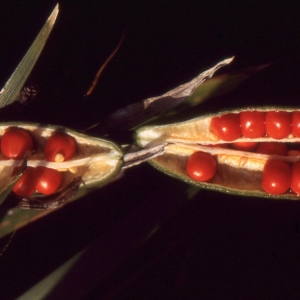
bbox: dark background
[1,1,300,299]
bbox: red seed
[1,127,33,159]
[186,152,217,182]
[240,111,265,138]
[265,111,292,139]
[13,167,36,197]
[262,160,291,195]
[35,167,63,195]
[210,113,241,141]
[292,111,300,137]
[44,132,76,162]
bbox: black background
[1,1,300,299]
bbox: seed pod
[0,122,123,204]
[135,107,300,200]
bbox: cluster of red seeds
[0,127,77,197]
[210,110,300,141]
[185,111,300,196]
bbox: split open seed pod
[0,122,123,205]
[135,107,300,200]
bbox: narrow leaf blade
[16,249,86,300]
[0,4,59,108]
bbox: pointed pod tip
[229,56,235,62]
[222,56,235,65]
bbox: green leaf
[0,207,50,239]
[16,248,87,300]
[15,181,188,299]
[0,4,59,109]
